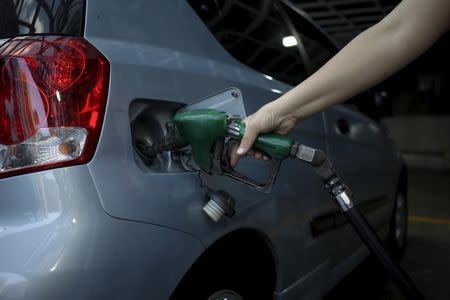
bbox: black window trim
[277,0,340,77]
[279,0,340,55]
[279,1,382,119]
[276,1,313,75]
[0,0,85,40]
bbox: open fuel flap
[129,88,246,173]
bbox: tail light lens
[0,36,109,178]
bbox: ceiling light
[282,36,297,47]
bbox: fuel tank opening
[129,99,195,173]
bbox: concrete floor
[326,170,450,299]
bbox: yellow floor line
[409,215,450,225]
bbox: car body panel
[0,166,203,300]
[323,105,400,261]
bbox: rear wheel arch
[170,228,277,299]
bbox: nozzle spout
[133,122,184,163]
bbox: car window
[187,0,308,86]
[279,3,385,121]
[300,34,334,72]
[0,0,84,39]
[277,1,336,73]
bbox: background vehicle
[0,1,407,299]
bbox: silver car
[0,1,407,299]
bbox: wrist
[267,96,303,124]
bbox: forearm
[275,24,413,121]
[270,0,450,122]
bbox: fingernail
[237,147,245,155]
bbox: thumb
[237,120,259,156]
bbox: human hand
[230,103,297,167]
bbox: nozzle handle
[236,123,294,160]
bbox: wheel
[388,190,408,257]
[207,289,244,300]
[170,231,275,300]
[170,259,272,300]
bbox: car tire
[170,248,273,300]
[207,289,244,300]
[170,262,271,300]
[388,189,408,258]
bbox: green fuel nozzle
[172,109,228,172]
[172,109,294,172]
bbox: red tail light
[0,36,109,178]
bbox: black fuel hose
[292,144,425,299]
[344,206,424,300]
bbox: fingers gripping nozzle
[227,120,294,160]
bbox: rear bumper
[0,166,203,300]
